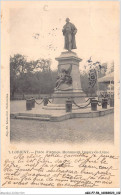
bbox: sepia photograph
[9,2,115,144]
[1,1,120,190]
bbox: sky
[9,1,119,70]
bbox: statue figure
[55,64,72,90]
[62,18,77,51]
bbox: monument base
[42,89,87,110]
[52,90,86,104]
[45,51,86,110]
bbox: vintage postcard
[1,0,120,193]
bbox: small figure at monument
[62,18,77,51]
[55,65,72,90]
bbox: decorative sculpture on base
[55,64,72,91]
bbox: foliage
[80,62,108,96]
[10,54,114,99]
[10,54,27,98]
[81,73,97,96]
[10,54,55,99]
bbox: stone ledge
[10,108,114,122]
[55,51,82,62]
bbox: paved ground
[11,100,32,113]
[10,114,114,144]
[10,101,114,144]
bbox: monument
[45,18,86,108]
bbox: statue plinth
[55,51,82,63]
[51,51,86,105]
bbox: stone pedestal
[45,51,86,109]
[52,51,86,104]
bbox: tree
[10,54,28,98]
[81,73,97,96]
[35,58,52,72]
[80,58,108,96]
[10,54,54,99]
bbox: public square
[10,13,114,145]
[10,100,114,144]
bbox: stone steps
[18,113,51,118]
[10,107,114,122]
[15,115,50,121]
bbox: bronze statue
[62,18,77,51]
